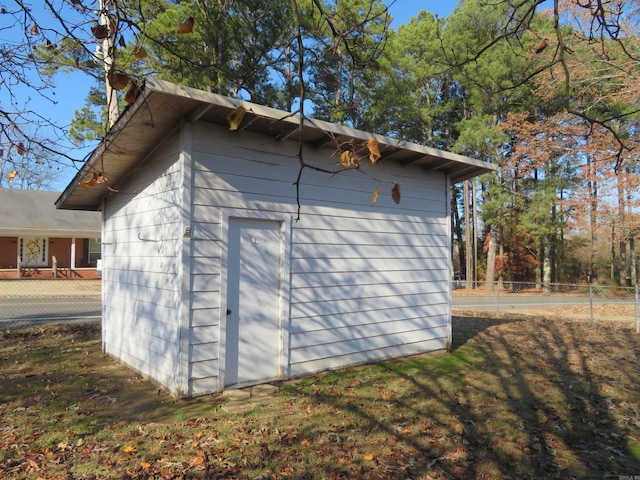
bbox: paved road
[0,296,101,328]
[0,291,636,328]
[452,293,635,311]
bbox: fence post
[635,284,639,334]
[496,280,500,317]
[589,284,594,328]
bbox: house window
[19,236,48,267]
[87,238,101,265]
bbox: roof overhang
[0,188,100,236]
[56,78,496,211]
[0,228,100,238]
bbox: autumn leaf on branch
[16,142,26,155]
[367,137,381,164]
[391,182,401,204]
[91,23,109,40]
[30,24,38,35]
[107,71,130,90]
[340,150,360,168]
[78,172,107,188]
[124,81,139,104]
[132,45,148,59]
[340,150,352,167]
[535,38,549,54]
[227,106,246,131]
[177,17,195,34]
[371,187,381,206]
[8,170,18,183]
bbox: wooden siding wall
[189,122,451,394]
[102,134,185,393]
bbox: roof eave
[0,228,100,237]
[56,78,496,210]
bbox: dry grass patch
[1,315,639,479]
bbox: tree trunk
[535,240,542,289]
[484,140,501,292]
[617,169,628,286]
[625,166,634,286]
[587,154,598,282]
[611,225,616,282]
[543,234,551,292]
[101,0,119,127]
[472,179,478,287]
[628,171,637,286]
[485,225,497,292]
[464,180,472,289]
[550,203,557,283]
[451,186,465,278]
[630,237,637,287]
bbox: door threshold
[224,377,281,392]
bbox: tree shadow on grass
[0,323,223,430]
[280,314,640,479]
[3,317,639,479]
[451,312,527,349]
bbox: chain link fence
[453,281,640,332]
[1,278,638,333]
[0,279,101,329]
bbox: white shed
[56,79,494,397]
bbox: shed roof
[0,188,101,237]
[56,78,495,211]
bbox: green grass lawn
[1,314,639,479]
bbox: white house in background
[56,79,494,397]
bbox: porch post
[16,241,20,278]
[70,237,76,270]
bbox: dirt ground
[499,303,637,326]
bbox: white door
[19,236,48,267]
[225,218,282,387]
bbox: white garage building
[56,79,494,397]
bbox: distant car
[453,275,465,289]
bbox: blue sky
[388,0,458,25]
[34,1,459,190]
